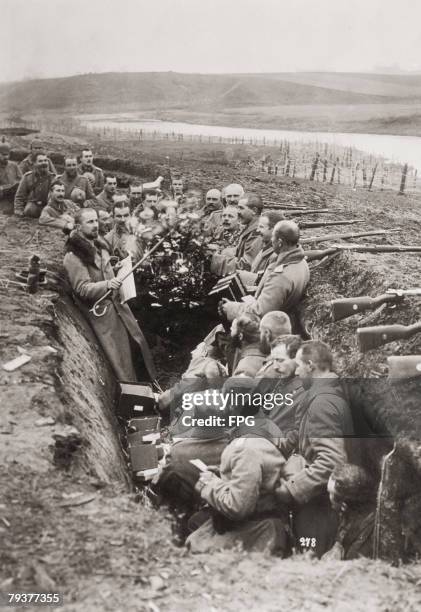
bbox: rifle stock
[304,247,338,262]
[387,355,421,380]
[331,294,400,321]
[357,322,421,352]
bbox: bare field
[149,103,421,136]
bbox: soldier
[39,180,78,230]
[14,153,56,218]
[256,334,305,434]
[128,182,143,211]
[220,220,310,322]
[19,138,56,175]
[210,205,241,247]
[186,383,288,555]
[96,174,117,211]
[230,312,267,377]
[202,188,223,235]
[171,174,185,199]
[0,140,22,214]
[104,197,143,262]
[223,183,244,205]
[276,340,354,558]
[63,208,156,382]
[234,193,264,270]
[133,189,159,220]
[58,157,96,202]
[251,211,285,275]
[97,209,113,236]
[78,148,104,195]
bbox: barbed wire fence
[1,116,418,195]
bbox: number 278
[299,537,316,548]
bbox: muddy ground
[1,132,421,611]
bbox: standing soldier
[19,138,56,175]
[0,140,22,214]
[78,148,104,195]
[63,208,157,382]
[14,153,56,218]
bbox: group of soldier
[0,137,375,562]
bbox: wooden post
[329,159,337,184]
[368,163,378,191]
[353,162,360,190]
[362,162,367,188]
[413,169,418,190]
[399,163,408,195]
[310,153,320,181]
[323,158,327,182]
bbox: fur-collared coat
[63,232,157,382]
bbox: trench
[6,143,421,564]
[50,245,421,564]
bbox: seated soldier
[230,312,267,377]
[19,138,56,175]
[185,381,290,555]
[202,188,223,235]
[220,220,310,328]
[208,206,242,276]
[323,464,376,561]
[276,340,354,558]
[14,153,56,218]
[128,181,143,212]
[98,209,113,236]
[220,193,263,275]
[39,180,79,230]
[133,189,160,220]
[78,148,104,195]
[0,140,22,215]
[251,210,285,274]
[58,157,96,202]
[256,334,305,434]
[223,183,244,206]
[96,174,117,211]
[104,196,144,262]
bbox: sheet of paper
[189,459,209,472]
[117,254,137,304]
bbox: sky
[2,0,421,83]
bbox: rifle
[264,201,307,210]
[299,219,363,229]
[304,244,421,262]
[301,229,395,244]
[357,322,421,352]
[387,355,421,380]
[283,208,329,216]
[331,288,421,322]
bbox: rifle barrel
[283,208,329,216]
[301,229,392,245]
[336,244,421,253]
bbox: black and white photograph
[1,0,421,610]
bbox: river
[79,116,421,171]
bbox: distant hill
[1,71,420,114]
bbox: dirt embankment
[1,133,421,609]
